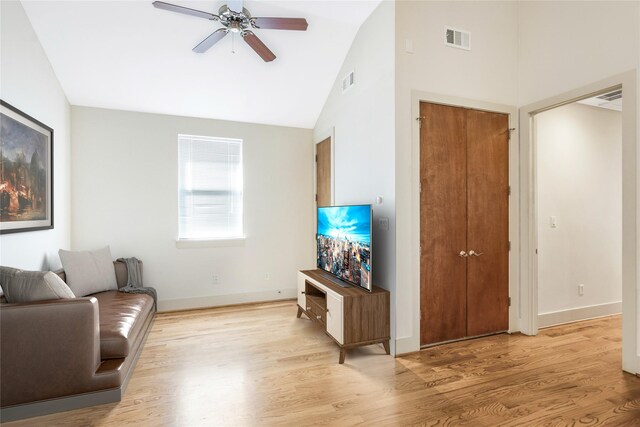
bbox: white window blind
[178,134,243,240]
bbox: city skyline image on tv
[317,205,372,291]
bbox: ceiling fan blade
[193,29,228,53]
[252,17,308,31]
[227,0,244,13]
[153,1,218,20]
[242,31,276,62]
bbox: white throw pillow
[59,246,118,296]
[0,268,75,303]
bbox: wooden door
[420,103,468,345]
[316,138,331,207]
[466,110,509,336]
[420,102,509,346]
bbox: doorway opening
[534,91,622,329]
[519,71,638,374]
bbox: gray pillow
[59,246,118,297]
[0,266,21,295]
[0,268,75,303]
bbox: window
[178,134,243,240]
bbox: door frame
[411,91,520,343]
[519,71,638,374]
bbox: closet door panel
[420,102,468,345]
[466,109,509,337]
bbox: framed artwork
[0,100,53,234]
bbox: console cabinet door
[297,273,306,309]
[326,292,343,344]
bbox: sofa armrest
[0,298,101,407]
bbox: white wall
[518,1,639,107]
[0,1,71,270]
[313,1,396,352]
[536,103,622,320]
[394,1,519,353]
[71,106,314,310]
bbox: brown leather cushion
[92,290,153,359]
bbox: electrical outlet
[578,284,584,296]
[212,275,219,285]
[264,273,270,281]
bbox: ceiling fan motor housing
[218,5,252,33]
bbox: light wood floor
[7,301,640,426]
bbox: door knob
[469,250,484,257]
[458,251,468,257]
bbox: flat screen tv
[317,204,372,292]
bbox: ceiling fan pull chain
[231,32,235,54]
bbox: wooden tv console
[296,269,390,364]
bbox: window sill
[175,237,246,249]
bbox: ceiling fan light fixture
[228,21,242,33]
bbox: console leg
[339,348,346,364]
[383,340,390,355]
[296,306,303,318]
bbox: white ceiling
[21,0,382,129]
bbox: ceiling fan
[152,0,308,62]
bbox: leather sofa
[0,261,155,421]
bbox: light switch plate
[405,39,414,53]
[379,217,389,230]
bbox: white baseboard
[394,336,419,356]
[158,288,297,312]
[538,301,622,328]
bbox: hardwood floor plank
[4,302,638,426]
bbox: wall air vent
[445,27,471,50]
[597,89,622,102]
[342,71,355,93]
[576,89,623,111]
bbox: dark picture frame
[0,100,54,234]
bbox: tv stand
[296,269,390,364]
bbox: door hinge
[416,116,425,128]
[508,127,515,140]
[508,186,511,196]
[315,194,318,202]
[508,241,511,251]
[419,182,422,193]
[419,245,422,256]
[508,297,511,307]
[315,154,318,162]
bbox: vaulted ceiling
[21,1,382,129]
